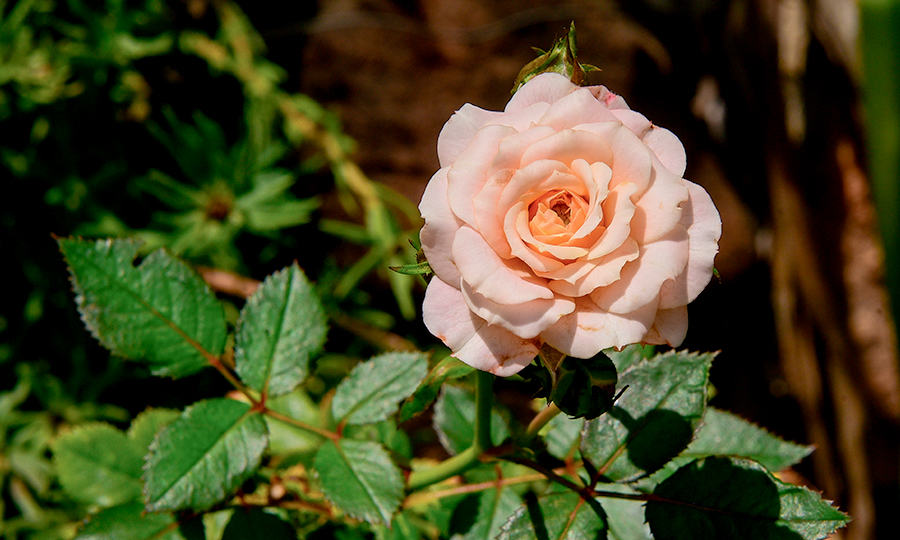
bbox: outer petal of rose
[519,129,614,169]
[537,88,619,130]
[547,239,639,296]
[541,296,658,358]
[642,126,687,177]
[641,306,688,346]
[438,104,503,167]
[591,225,690,314]
[608,108,652,139]
[506,72,576,113]
[461,281,575,339]
[491,124,558,170]
[630,158,689,244]
[485,102,551,133]
[588,85,629,110]
[446,124,518,227]
[658,180,722,309]
[419,168,463,286]
[423,278,538,376]
[453,226,553,304]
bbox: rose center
[550,198,571,225]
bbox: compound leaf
[58,237,226,378]
[581,351,714,482]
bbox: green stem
[407,370,494,490]
[523,402,563,444]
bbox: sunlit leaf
[461,486,524,540]
[544,412,584,461]
[234,263,327,397]
[314,439,403,526]
[58,237,226,378]
[143,398,268,512]
[331,351,428,425]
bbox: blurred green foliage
[1,1,422,537]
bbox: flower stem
[523,402,563,444]
[407,370,494,490]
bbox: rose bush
[419,73,721,376]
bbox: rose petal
[419,168,463,285]
[438,104,503,167]
[630,156,689,244]
[608,108,652,139]
[520,129,613,169]
[591,225,690,313]
[453,226,553,304]
[461,281,575,339]
[658,180,722,309]
[569,160,610,240]
[585,181,638,258]
[505,201,566,273]
[537,87,619,130]
[541,296,658,358]
[642,306,688,346]
[642,126,687,177]
[506,72,576,113]
[447,124,518,227]
[423,278,538,376]
[547,239,639,296]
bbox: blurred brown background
[245,0,900,538]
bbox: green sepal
[511,22,599,94]
[388,260,433,277]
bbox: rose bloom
[419,72,721,376]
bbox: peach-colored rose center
[528,190,589,244]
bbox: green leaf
[685,408,813,472]
[53,424,144,507]
[544,413,584,461]
[58,237,227,378]
[75,502,194,540]
[331,351,429,425]
[127,408,181,451]
[580,351,714,482]
[398,355,473,423]
[433,384,509,456]
[606,345,656,373]
[313,439,404,525]
[143,398,268,512]
[645,457,850,540]
[499,489,607,540]
[234,263,327,397]
[461,487,524,540]
[221,508,296,540]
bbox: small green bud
[511,22,600,94]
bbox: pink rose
[419,73,721,376]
